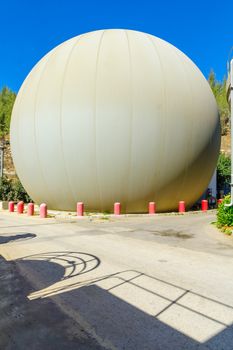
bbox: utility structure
[226,59,233,206]
[10,29,221,213]
[0,141,5,177]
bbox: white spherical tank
[10,29,220,212]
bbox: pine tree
[0,87,16,138]
[208,70,230,135]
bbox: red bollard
[9,201,14,213]
[17,201,24,214]
[27,203,34,216]
[201,200,208,211]
[178,201,186,213]
[149,202,156,214]
[77,202,84,216]
[114,202,121,215]
[40,203,47,218]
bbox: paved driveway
[0,211,233,349]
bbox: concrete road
[0,211,233,349]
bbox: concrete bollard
[77,202,84,216]
[9,201,14,213]
[149,202,156,214]
[114,202,121,215]
[178,201,186,213]
[17,201,24,214]
[40,203,47,218]
[27,203,34,216]
[201,200,208,211]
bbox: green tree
[208,70,230,135]
[217,152,231,191]
[0,175,32,202]
[0,86,16,138]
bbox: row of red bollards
[76,202,151,216]
[8,198,224,218]
[178,199,223,213]
[76,199,224,216]
[8,201,47,218]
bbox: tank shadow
[0,252,232,349]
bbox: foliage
[0,176,32,202]
[217,153,231,190]
[0,87,16,138]
[208,70,230,135]
[216,195,233,232]
[12,179,32,203]
[0,176,14,201]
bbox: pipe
[226,59,233,207]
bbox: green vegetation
[0,87,16,138]
[208,71,231,195]
[217,153,231,193]
[0,86,32,202]
[216,195,233,235]
[0,176,32,203]
[208,70,230,135]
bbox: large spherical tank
[10,29,220,213]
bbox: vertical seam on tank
[94,30,105,211]
[172,49,194,203]
[146,34,167,203]
[124,30,133,212]
[33,49,58,206]
[59,36,83,207]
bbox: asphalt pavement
[0,210,233,350]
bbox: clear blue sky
[1,0,232,92]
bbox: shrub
[216,195,233,228]
[12,179,32,203]
[0,176,32,203]
[0,176,14,201]
[217,153,231,193]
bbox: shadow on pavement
[0,253,102,350]
[0,251,233,350]
[0,233,36,244]
[17,251,101,290]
